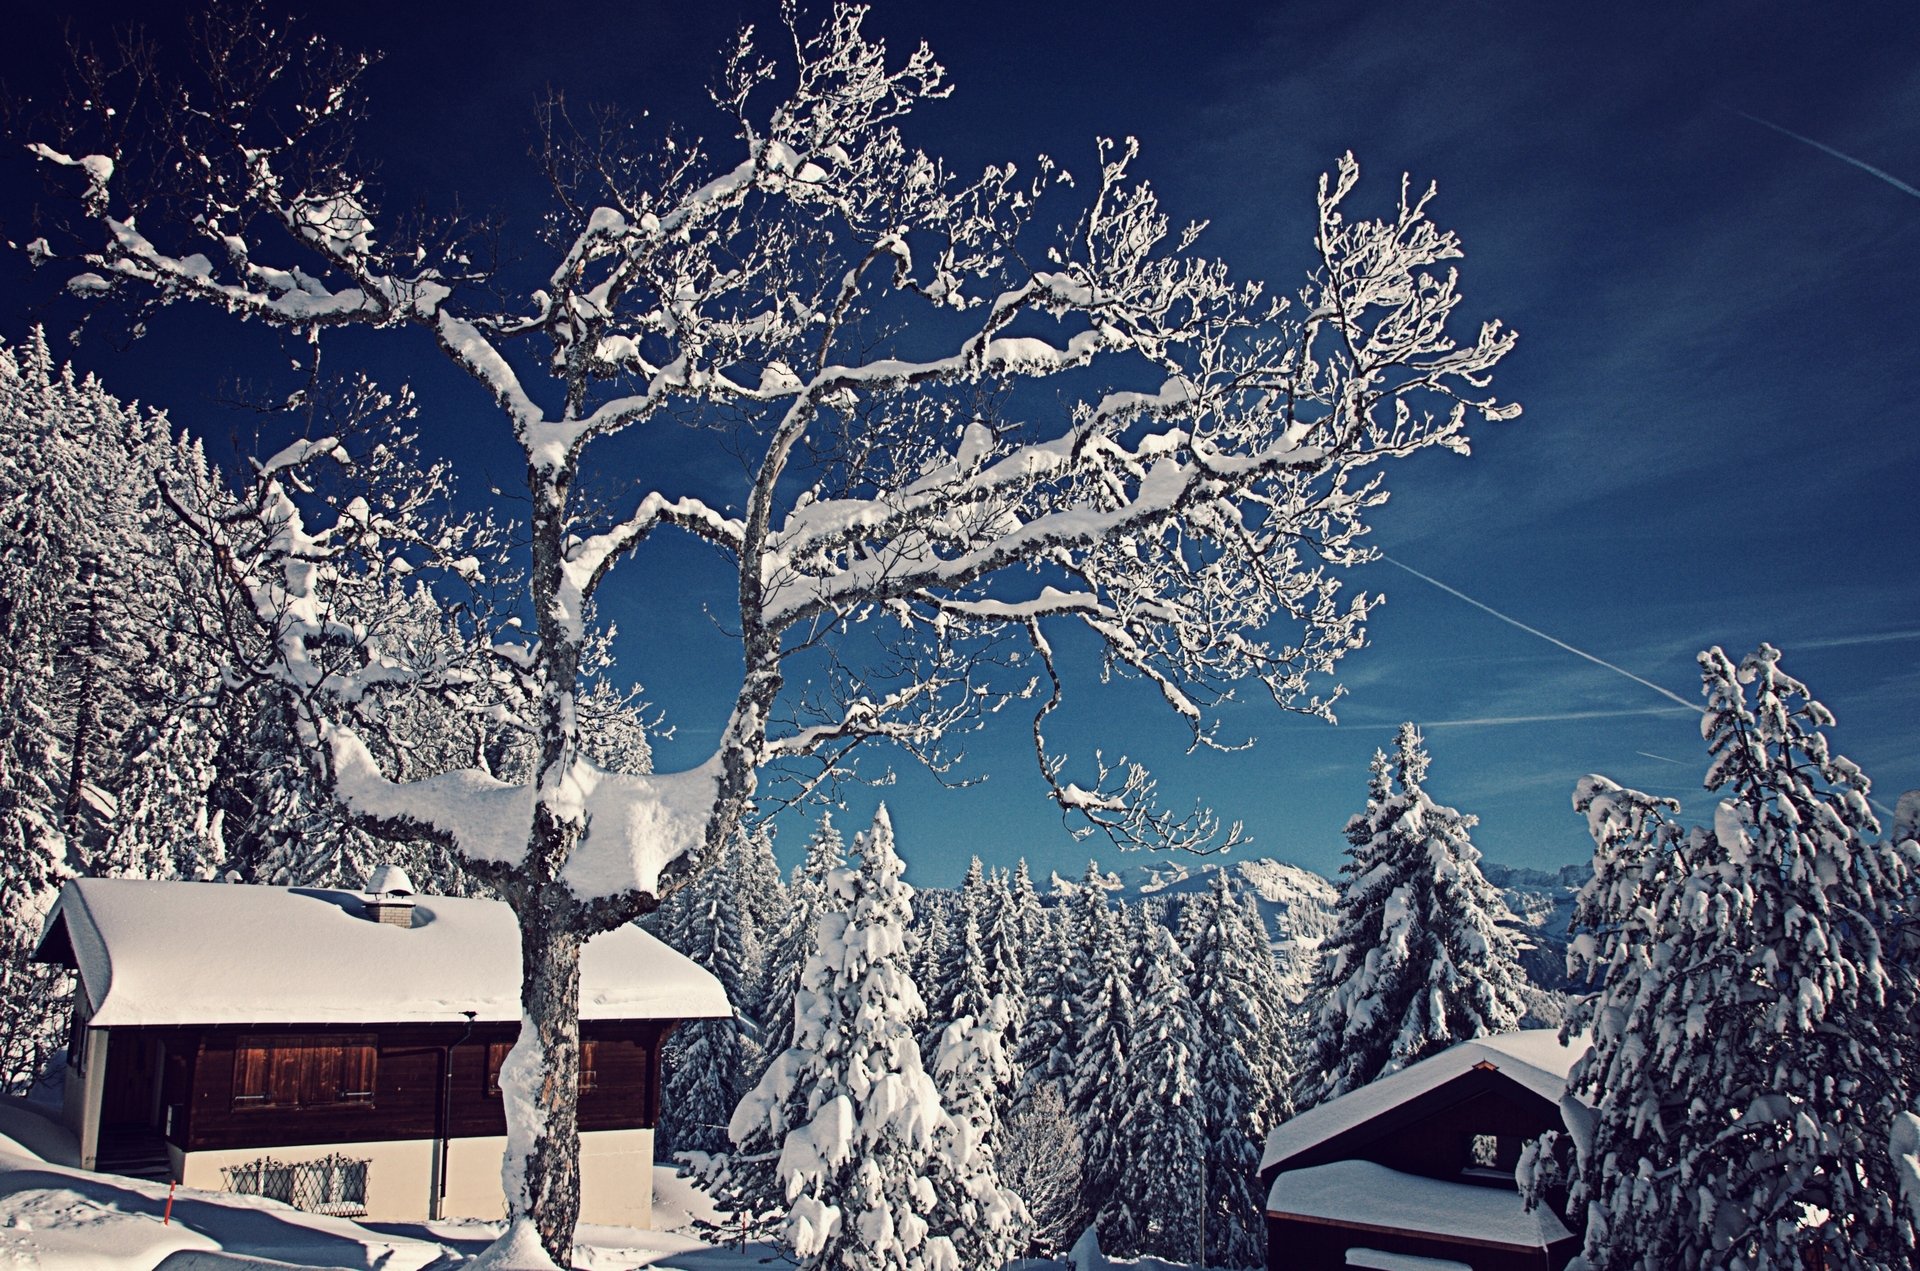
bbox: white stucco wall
[174,1128,655,1227]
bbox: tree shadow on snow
[0,1164,404,1269]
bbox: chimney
[363,864,418,927]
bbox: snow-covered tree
[658,837,766,1157]
[707,807,967,1270]
[1115,922,1205,1261]
[1184,868,1293,1266]
[1299,724,1528,1106]
[30,4,1515,1255]
[0,330,222,1090]
[1015,894,1075,1105]
[758,813,847,1060]
[1065,864,1136,1243]
[1552,646,1920,1270]
[929,1000,1030,1269]
[923,857,993,1056]
[998,1079,1084,1255]
[978,863,1036,1113]
[1895,1112,1920,1232]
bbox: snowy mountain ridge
[1029,853,1581,999]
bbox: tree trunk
[507,888,584,1267]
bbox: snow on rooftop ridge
[1260,1028,1588,1176]
[1266,1159,1573,1249]
[36,878,730,1028]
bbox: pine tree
[1185,868,1294,1266]
[708,806,968,1270]
[1116,922,1205,1261]
[1556,646,1920,1270]
[1299,723,1529,1106]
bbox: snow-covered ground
[0,1100,1225,1271]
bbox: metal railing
[220,1153,370,1217]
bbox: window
[231,1035,377,1111]
[1462,1132,1520,1183]
[487,1041,597,1096]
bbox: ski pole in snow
[164,1178,176,1226]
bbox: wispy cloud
[1730,108,1920,201]
[1788,628,1920,651]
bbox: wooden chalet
[1259,1030,1589,1271]
[32,873,730,1227]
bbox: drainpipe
[431,1011,477,1221]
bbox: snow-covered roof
[1260,1029,1587,1175]
[1266,1160,1573,1249]
[35,878,730,1028]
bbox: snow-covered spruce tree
[732,821,787,1014]
[1552,647,1920,1270]
[1298,723,1528,1106]
[979,863,1035,1114]
[923,857,993,1056]
[1066,863,1137,1243]
[0,330,226,1089]
[658,837,766,1157]
[1115,921,1205,1261]
[1896,1112,1920,1232]
[709,807,971,1270]
[30,4,1515,1256]
[929,998,1030,1269]
[1015,887,1075,1105]
[1184,868,1294,1267]
[757,813,847,1061]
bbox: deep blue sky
[5,1,1917,886]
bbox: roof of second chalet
[1261,1029,1589,1176]
[34,877,731,1029]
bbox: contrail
[1379,554,1703,713]
[1636,750,1688,765]
[1731,108,1920,201]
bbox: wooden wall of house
[1347,1082,1563,1183]
[166,1020,672,1153]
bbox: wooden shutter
[267,1041,305,1107]
[339,1038,376,1105]
[233,1035,377,1110]
[232,1042,271,1108]
[298,1042,344,1107]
